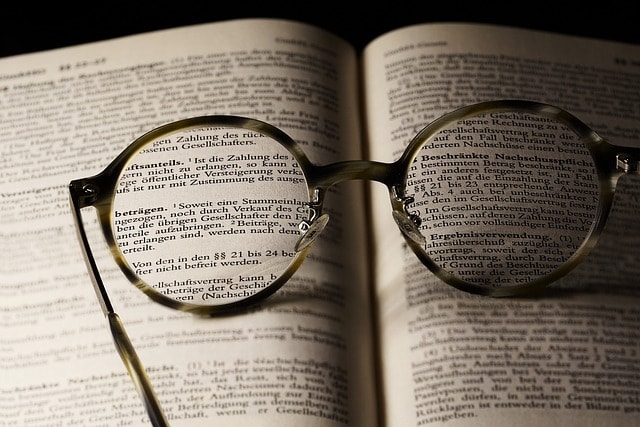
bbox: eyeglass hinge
[617,153,640,174]
[80,183,100,204]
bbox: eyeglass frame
[68,99,640,426]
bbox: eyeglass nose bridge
[307,159,400,186]
[297,159,423,247]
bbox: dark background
[1,2,638,58]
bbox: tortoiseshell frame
[68,100,640,426]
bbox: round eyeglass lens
[406,109,600,291]
[111,123,309,307]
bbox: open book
[2,18,639,426]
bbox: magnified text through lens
[406,110,600,290]
[111,124,310,307]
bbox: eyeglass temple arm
[108,312,170,427]
[69,185,170,427]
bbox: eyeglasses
[68,99,640,426]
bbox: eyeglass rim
[396,99,624,296]
[69,99,634,313]
[70,115,318,315]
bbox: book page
[362,23,640,426]
[0,19,377,426]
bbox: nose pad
[392,210,426,245]
[295,213,330,251]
